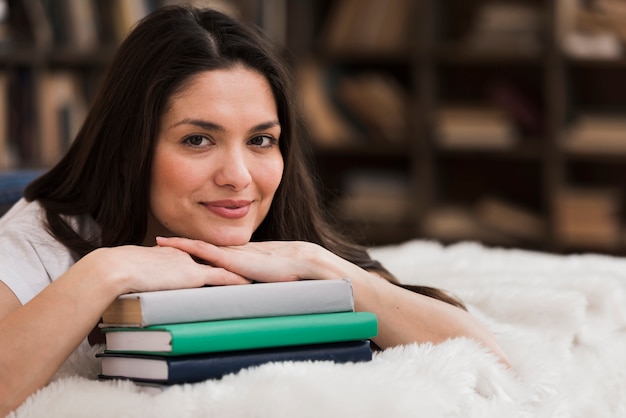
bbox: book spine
[99,340,373,383]
[105,312,378,356]
[169,341,373,382]
[136,279,355,326]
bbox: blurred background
[1,0,626,255]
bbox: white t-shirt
[0,198,99,304]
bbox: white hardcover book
[101,279,354,327]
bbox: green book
[102,312,378,356]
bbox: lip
[203,200,252,219]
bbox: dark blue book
[97,340,372,384]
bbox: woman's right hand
[85,244,253,295]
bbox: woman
[0,5,509,415]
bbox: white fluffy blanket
[10,240,626,418]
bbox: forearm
[0,250,125,415]
[318,253,511,365]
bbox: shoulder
[0,198,99,243]
[0,199,95,304]
[0,198,45,230]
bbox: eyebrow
[170,118,281,133]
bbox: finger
[198,266,253,286]
[158,236,243,275]
[157,237,223,261]
[157,237,299,283]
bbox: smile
[203,200,252,219]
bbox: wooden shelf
[434,45,546,64]
[434,145,544,161]
[295,0,626,254]
[312,142,410,158]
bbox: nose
[214,147,252,191]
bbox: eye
[248,135,277,148]
[183,135,211,147]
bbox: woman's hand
[87,244,253,295]
[154,237,349,283]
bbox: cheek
[150,152,193,212]
[261,158,284,196]
[151,164,170,201]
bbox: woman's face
[146,66,284,246]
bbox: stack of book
[97,279,377,386]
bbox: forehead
[169,66,275,108]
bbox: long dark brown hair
[24,5,464,310]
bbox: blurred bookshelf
[0,0,283,170]
[290,0,626,255]
[4,0,626,255]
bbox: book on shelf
[336,72,408,143]
[475,196,545,242]
[111,0,154,42]
[45,0,99,50]
[3,0,41,47]
[462,2,543,54]
[563,113,626,154]
[65,0,100,49]
[434,106,518,150]
[296,61,359,147]
[102,312,378,356]
[557,0,625,59]
[0,0,8,46]
[23,0,54,49]
[38,71,88,167]
[421,205,517,245]
[554,187,622,249]
[309,66,410,145]
[320,0,411,54]
[337,194,412,224]
[97,340,373,384]
[341,170,411,198]
[335,170,412,223]
[101,279,354,328]
[319,0,360,53]
[336,170,412,225]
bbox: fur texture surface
[9,240,626,417]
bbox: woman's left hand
[155,236,350,283]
